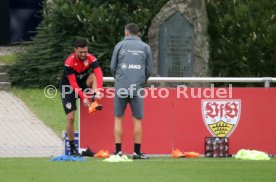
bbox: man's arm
[90,60,103,89]
[145,45,153,82]
[110,44,121,78]
[65,66,87,100]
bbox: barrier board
[79,88,276,154]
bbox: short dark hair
[74,38,88,48]
[125,23,139,35]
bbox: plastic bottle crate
[204,137,230,157]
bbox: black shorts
[60,77,88,114]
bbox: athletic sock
[134,143,141,154]
[69,140,75,150]
[115,143,121,154]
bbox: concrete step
[0,82,11,90]
[0,73,9,82]
[0,63,7,72]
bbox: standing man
[110,23,152,159]
[60,38,103,156]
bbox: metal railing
[103,77,276,88]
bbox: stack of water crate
[205,137,230,157]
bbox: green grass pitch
[1,157,276,182]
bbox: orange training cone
[184,152,200,158]
[95,149,110,158]
[171,149,185,158]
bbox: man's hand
[83,98,91,107]
[94,90,103,100]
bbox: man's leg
[85,74,101,102]
[133,117,142,154]
[132,117,148,159]
[133,117,142,143]
[113,95,128,154]
[114,116,124,154]
[86,73,97,90]
[66,111,75,141]
[130,96,148,159]
[66,111,81,156]
[61,83,80,156]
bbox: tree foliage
[206,0,276,77]
[9,0,276,87]
[9,0,168,87]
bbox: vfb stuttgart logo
[202,100,241,137]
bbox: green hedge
[9,0,276,87]
[206,0,276,78]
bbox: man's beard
[77,55,86,61]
